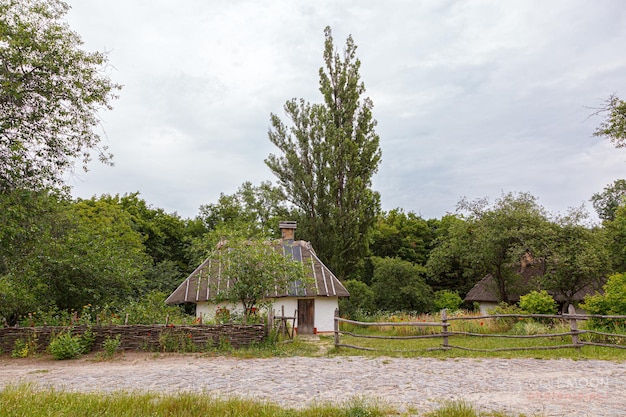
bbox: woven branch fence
[0,323,266,353]
[333,305,626,353]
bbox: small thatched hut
[166,221,349,334]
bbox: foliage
[542,211,610,311]
[370,256,433,313]
[518,290,557,315]
[11,334,38,358]
[48,332,83,360]
[41,198,151,310]
[581,272,626,316]
[591,179,626,222]
[433,290,463,312]
[370,209,435,266]
[454,192,552,302]
[197,181,293,239]
[78,326,96,353]
[592,94,626,149]
[266,26,381,280]
[338,279,376,317]
[18,291,192,327]
[212,239,307,321]
[158,329,196,353]
[603,204,626,272]
[0,0,121,190]
[425,214,482,295]
[100,335,121,359]
[487,303,527,332]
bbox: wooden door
[297,299,315,334]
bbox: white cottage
[165,221,349,334]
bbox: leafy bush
[78,327,96,353]
[339,279,375,317]
[582,273,626,330]
[11,334,38,358]
[48,332,83,360]
[433,290,463,312]
[100,335,122,359]
[518,290,557,315]
[158,329,196,353]
[582,273,626,315]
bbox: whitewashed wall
[195,297,340,333]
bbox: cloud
[65,0,626,221]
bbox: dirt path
[1,352,624,416]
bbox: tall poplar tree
[265,26,381,280]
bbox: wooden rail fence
[333,305,626,353]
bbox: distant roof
[465,270,604,304]
[166,239,349,305]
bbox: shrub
[100,335,122,359]
[48,332,83,360]
[339,279,376,317]
[11,334,38,358]
[582,273,626,330]
[519,290,557,315]
[433,290,463,312]
[78,327,96,354]
[158,329,196,353]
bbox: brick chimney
[279,221,297,241]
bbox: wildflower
[480,322,484,326]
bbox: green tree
[0,0,120,190]
[542,210,610,311]
[426,214,485,296]
[198,181,293,238]
[213,239,307,321]
[591,179,626,222]
[41,198,150,310]
[0,189,63,321]
[593,94,626,148]
[266,26,381,280]
[370,209,435,266]
[338,279,375,317]
[95,193,200,292]
[603,204,626,272]
[435,193,551,303]
[370,256,433,313]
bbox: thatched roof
[165,239,349,305]
[464,254,604,304]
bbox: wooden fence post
[568,304,580,347]
[441,309,449,348]
[334,308,340,347]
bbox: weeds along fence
[333,306,626,353]
[0,323,266,354]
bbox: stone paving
[1,353,625,416]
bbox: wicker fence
[0,323,266,354]
[333,305,626,353]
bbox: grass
[0,384,530,417]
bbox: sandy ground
[1,352,625,416]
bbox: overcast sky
[64,0,626,221]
